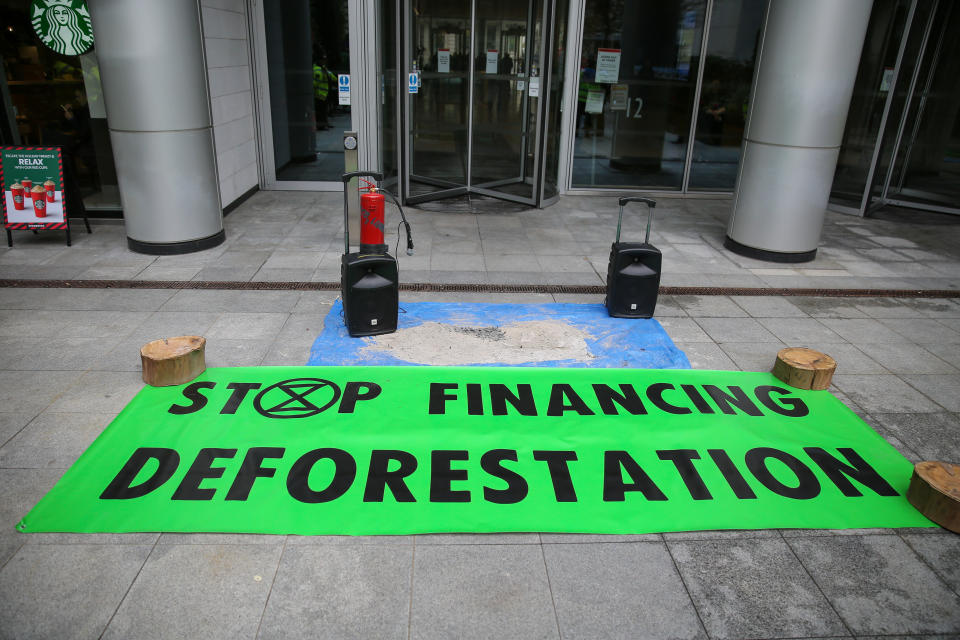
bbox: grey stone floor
[1,193,959,639]
[0,287,958,639]
[1,191,958,290]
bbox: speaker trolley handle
[616,196,657,244]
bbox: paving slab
[787,534,960,636]
[853,342,958,375]
[543,541,705,639]
[284,534,413,545]
[831,374,944,413]
[756,317,846,345]
[668,538,848,639]
[868,412,960,462]
[0,371,82,415]
[204,338,275,367]
[902,374,960,411]
[676,295,749,318]
[258,543,412,640]
[731,302,822,324]
[46,370,144,414]
[0,543,152,640]
[0,413,34,449]
[789,297,870,319]
[205,312,289,340]
[658,317,714,343]
[0,411,112,469]
[159,289,302,312]
[102,543,282,640]
[901,533,960,595]
[695,317,782,343]
[818,318,911,344]
[126,311,223,342]
[415,533,541,545]
[676,342,741,370]
[409,544,558,640]
[879,318,960,344]
[0,336,128,371]
[539,533,661,543]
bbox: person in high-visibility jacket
[313,57,337,130]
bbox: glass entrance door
[403,0,559,205]
[880,0,960,214]
[830,0,960,217]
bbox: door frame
[249,0,380,192]
[829,0,960,218]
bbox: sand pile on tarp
[361,320,593,365]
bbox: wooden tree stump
[772,347,837,390]
[907,461,960,533]
[141,336,206,387]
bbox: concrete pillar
[725,0,873,262]
[87,0,224,254]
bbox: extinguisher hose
[382,191,415,256]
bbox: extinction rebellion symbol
[253,378,342,419]
[31,0,94,57]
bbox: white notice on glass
[528,77,540,97]
[517,80,525,92]
[486,50,498,74]
[338,74,350,106]
[585,90,604,114]
[880,67,894,92]
[438,49,450,73]
[596,48,621,83]
[610,84,628,111]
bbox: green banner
[19,366,934,535]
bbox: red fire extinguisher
[359,179,387,251]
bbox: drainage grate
[0,279,958,298]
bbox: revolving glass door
[403,0,562,206]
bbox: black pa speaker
[341,252,399,336]
[605,196,661,318]
[605,242,662,318]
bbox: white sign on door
[338,74,350,106]
[528,76,540,98]
[596,48,622,83]
[585,90,604,114]
[408,72,419,94]
[438,49,450,73]
[485,50,498,74]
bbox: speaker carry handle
[341,171,384,253]
[616,196,657,245]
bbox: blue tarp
[309,301,690,369]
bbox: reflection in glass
[830,0,913,209]
[886,0,960,208]
[572,0,706,189]
[408,0,471,196]
[264,0,350,182]
[1,9,120,211]
[471,0,539,199]
[687,0,764,190]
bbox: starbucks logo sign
[31,0,94,57]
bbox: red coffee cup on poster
[44,179,56,203]
[31,185,46,217]
[21,178,33,200]
[11,182,24,210]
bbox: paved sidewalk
[0,192,957,290]
[0,193,959,639]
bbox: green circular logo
[31,0,94,57]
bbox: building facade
[1,0,957,254]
